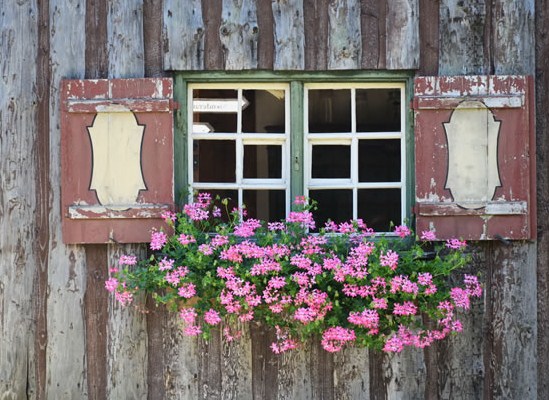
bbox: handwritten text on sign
[193,97,249,113]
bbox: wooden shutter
[61,78,175,244]
[413,75,535,240]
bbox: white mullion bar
[304,86,310,199]
[188,86,196,201]
[400,87,407,224]
[351,88,356,134]
[356,182,403,189]
[355,132,402,139]
[236,88,243,213]
[284,86,291,214]
[351,88,358,220]
[237,89,243,134]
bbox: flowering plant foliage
[106,193,481,354]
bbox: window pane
[309,190,353,229]
[359,139,400,182]
[192,89,237,133]
[356,89,401,132]
[199,189,238,223]
[242,90,286,133]
[243,190,286,222]
[193,140,236,182]
[358,189,401,232]
[244,145,282,179]
[312,145,350,178]
[308,89,351,133]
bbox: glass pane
[199,189,238,223]
[193,140,236,182]
[244,145,282,179]
[356,89,401,132]
[192,89,237,133]
[359,139,401,182]
[242,90,286,133]
[358,189,401,232]
[308,89,351,133]
[243,190,286,222]
[308,190,353,230]
[312,145,350,178]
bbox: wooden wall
[0,0,545,399]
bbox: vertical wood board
[0,1,39,398]
[439,0,488,75]
[272,0,304,70]
[487,243,537,398]
[360,0,383,69]
[106,2,149,397]
[386,0,419,69]
[46,2,89,397]
[492,0,534,75]
[535,2,549,398]
[219,0,259,70]
[303,0,329,70]
[163,0,205,71]
[108,0,145,78]
[327,0,362,70]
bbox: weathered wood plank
[272,0,304,70]
[304,0,329,70]
[327,0,362,70]
[310,339,334,400]
[435,305,484,400]
[163,0,205,71]
[439,0,488,75]
[250,324,279,400]
[0,1,39,398]
[418,0,439,75]
[85,0,108,78]
[221,323,253,400]
[106,244,148,399]
[385,349,426,399]
[164,315,199,399]
[369,351,389,400]
[431,257,485,400]
[46,2,89,398]
[360,0,382,69]
[492,0,535,75]
[536,2,549,398]
[219,0,259,70]
[486,243,537,398]
[198,327,223,399]
[143,3,166,396]
[201,0,223,69]
[333,348,369,400]
[144,0,164,77]
[106,2,149,397]
[386,0,419,69]
[35,1,51,398]
[277,343,312,400]
[108,0,145,78]
[84,246,109,400]
[145,298,166,400]
[257,0,275,69]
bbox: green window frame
[174,71,414,232]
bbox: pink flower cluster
[107,194,482,354]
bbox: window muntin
[187,80,407,231]
[304,83,406,231]
[189,83,291,222]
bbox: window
[185,75,409,232]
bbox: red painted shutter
[413,75,535,240]
[61,78,175,244]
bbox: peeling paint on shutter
[414,75,535,240]
[61,78,175,243]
